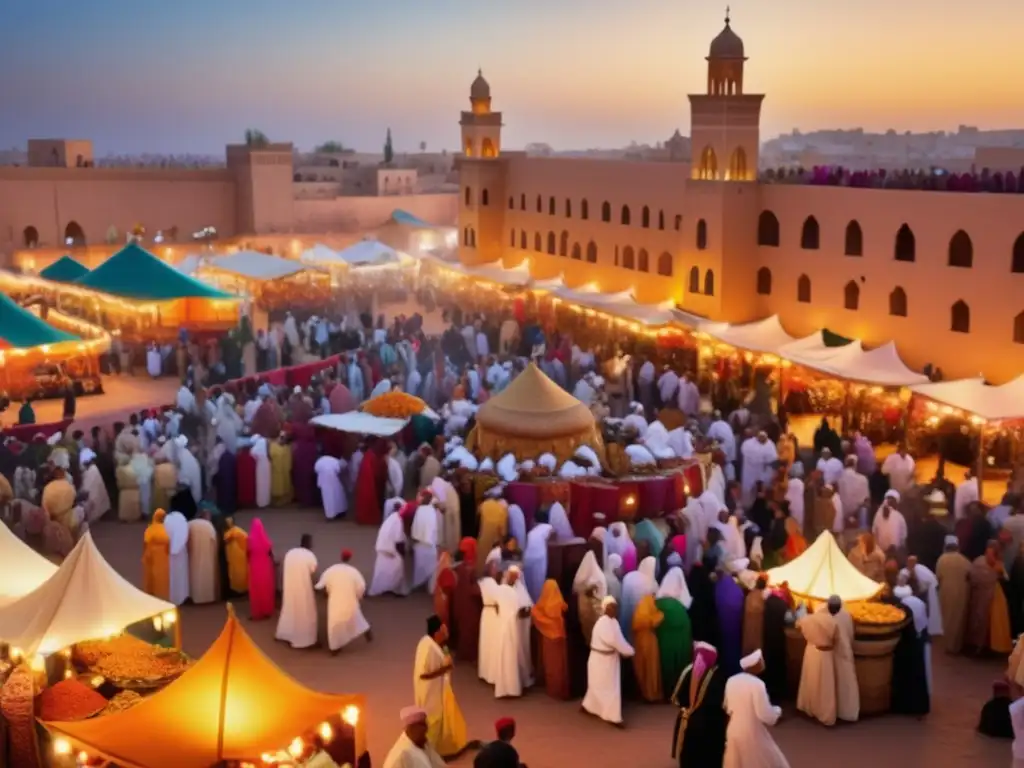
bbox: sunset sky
[3,0,1023,154]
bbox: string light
[342,705,360,726]
[53,737,72,756]
[287,737,304,759]
[318,722,334,742]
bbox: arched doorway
[23,226,39,248]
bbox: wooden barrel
[784,626,806,699]
[852,625,904,716]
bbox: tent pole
[977,426,988,503]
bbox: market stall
[38,256,89,284]
[0,520,58,608]
[192,250,331,311]
[42,606,368,768]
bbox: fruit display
[36,678,107,721]
[361,390,429,419]
[847,601,906,626]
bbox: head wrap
[893,585,913,599]
[400,706,427,726]
[740,650,763,671]
[79,448,97,467]
[885,489,900,502]
[601,595,617,609]
[494,717,515,734]
[341,549,353,560]
[944,534,959,548]
[693,641,718,682]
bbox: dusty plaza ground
[85,508,1008,768]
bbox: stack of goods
[36,678,107,721]
[845,600,908,716]
[1,664,41,767]
[361,391,429,419]
[73,634,191,690]
[846,602,907,634]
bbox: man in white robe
[724,650,789,768]
[382,707,446,768]
[881,447,916,495]
[315,455,348,519]
[315,549,370,652]
[164,511,190,606]
[275,535,319,649]
[816,448,844,487]
[494,566,532,698]
[79,448,111,522]
[582,596,635,725]
[146,343,162,378]
[411,500,439,591]
[369,504,409,596]
[837,455,871,527]
[429,476,460,554]
[478,565,501,684]
[522,515,553,602]
[796,601,838,726]
[829,596,860,723]
[387,445,405,498]
[954,469,979,521]
[785,464,806,531]
[215,395,243,453]
[176,437,203,505]
[900,556,944,637]
[707,412,737,479]
[740,431,778,507]
[658,366,679,405]
[250,436,271,509]
[872,490,908,555]
[186,511,219,604]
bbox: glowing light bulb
[161,610,177,625]
[318,722,333,742]
[288,738,304,758]
[53,737,72,756]
[153,616,164,632]
[342,705,360,726]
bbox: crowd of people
[761,165,1024,193]
[3,283,1024,767]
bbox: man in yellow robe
[270,435,294,506]
[476,486,509,574]
[413,615,470,760]
[152,455,178,514]
[632,593,665,702]
[143,510,171,599]
[42,468,79,533]
[223,517,249,595]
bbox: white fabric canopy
[311,412,410,437]
[911,375,1024,421]
[0,520,58,608]
[299,243,340,265]
[0,531,174,655]
[175,255,202,275]
[206,251,311,281]
[333,240,403,266]
[826,342,928,386]
[766,531,881,603]
[700,315,797,354]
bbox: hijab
[692,641,718,687]
[656,566,693,609]
[572,551,608,599]
[458,536,477,566]
[248,518,272,556]
[531,579,568,639]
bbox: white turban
[740,650,763,671]
[885,489,901,502]
[601,596,617,609]
[47,432,63,446]
[79,448,96,467]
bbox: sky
[2,0,1023,155]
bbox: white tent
[701,315,797,354]
[825,342,928,387]
[911,375,1024,421]
[765,531,882,603]
[333,239,405,267]
[778,332,863,367]
[206,251,312,281]
[0,520,58,608]
[0,531,175,656]
[299,243,340,265]
[174,254,202,275]
[311,412,409,437]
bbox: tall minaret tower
[457,70,506,266]
[687,9,764,181]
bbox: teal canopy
[0,294,78,349]
[39,255,89,283]
[390,209,434,228]
[75,243,234,301]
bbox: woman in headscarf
[655,564,694,695]
[604,552,623,604]
[572,551,608,646]
[215,395,244,452]
[967,542,1014,654]
[142,509,170,599]
[547,501,575,542]
[250,436,272,509]
[247,518,276,620]
[619,556,658,644]
[670,641,727,768]
[452,538,481,661]
[532,579,570,700]
[214,439,237,515]
[632,592,665,702]
[633,519,666,573]
[223,516,249,596]
[433,551,457,636]
[813,417,842,458]
[606,522,636,574]
[269,434,294,506]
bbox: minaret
[457,70,506,265]
[687,9,764,181]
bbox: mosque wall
[291,192,458,234]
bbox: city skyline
[3,0,1024,154]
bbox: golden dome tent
[467,362,602,461]
[765,531,882,603]
[43,605,367,768]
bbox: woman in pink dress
[247,518,276,620]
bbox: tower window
[844,280,860,310]
[481,189,489,206]
[621,205,631,226]
[586,242,597,263]
[601,202,611,222]
[622,246,635,270]
[565,198,572,218]
[948,229,973,268]
[1015,311,1024,344]
[510,229,515,247]
[728,147,747,181]
[464,186,472,206]
[520,230,527,249]
[534,232,542,251]
[581,199,589,220]
[674,214,682,231]
[756,267,771,295]
[638,249,649,272]
[696,219,707,250]
[757,211,779,247]
[894,223,915,262]
[641,206,650,229]
[520,193,526,210]
[658,210,665,230]
[889,287,907,317]
[698,146,718,180]
[559,231,569,256]
[658,252,673,277]
[536,195,542,213]
[571,242,581,260]
[548,196,556,215]
[703,269,715,296]
[688,266,700,293]
[845,220,863,256]
[800,216,820,249]
[950,300,970,333]
[797,274,811,303]
[1013,232,1024,273]
[508,196,514,210]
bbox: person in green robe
[633,518,666,574]
[654,558,694,695]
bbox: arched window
[756,267,772,295]
[559,231,569,256]
[800,216,820,249]
[698,146,718,180]
[481,138,496,158]
[844,220,863,256]
[519,230,527,249]
[520,193,526,210]
[548,196,556,215]
[464,186,472,206]
[536,195,542,213]
[844,280,860,310]
[621,205,631,226]
[534,232,542,251]
[63,221,86,247]
[704,270,715,296]
[674,214,682,231]
[1015,311,1024,344]
[658,210,665,230]
[894,223,915,262]
[622,246,635,270]
[1013,233,1024,273]
[481,189,489,206]
[757,211,779,247]
[951,300,970,333]
[948,229,973,268]
[571,243,582,260]
[23,226,39,248]
[688,266,701,293]
[547,231,556,255]
[641,206,650,228]
[462,227,470,246]
[601,201,611,222]
[638,249,649,272]
[696,219,707,250]
[464,139,474,157]
[728,146,747,180]
[508,196,514,210]
[657,252,673,277]
[565,198,572,218]
[586,241,597,263]
[889,286,907,317]
[470,228,476,247]
[797,274,812,303]
[581,200,589,220]
[510,229,516,247]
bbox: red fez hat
[341,549,353,560]
[494,717,515,734]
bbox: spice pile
[74,635,190,686]
[37,678,107,721]
[101,690,144,716]
[847,601,906,626]
[73,634,152,667]
[361,391,428,419]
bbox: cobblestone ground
[90,509,1010,768]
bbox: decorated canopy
[0,520,58,607]
[469,362,602,460]
[765,531,882,603]
[75,243,234,301]
[206,250,314,282]
[0,531,174,655]
[39,255,90,283]
[911,375,1024,421]
[45,606,366,768]
[0,293,79,350]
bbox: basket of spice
[100,690,144,716]
[75,635,191,691]
[36,678,108,721]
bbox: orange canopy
[44,605,365,768]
